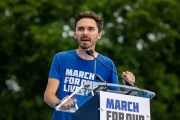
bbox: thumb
[122,72,126,77]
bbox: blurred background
[0,0,179,119]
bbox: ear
[74,32,77,39]
[97,32,102,40]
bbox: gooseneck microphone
[88,50,106,83]
[85,49,135,87]
[86,49,108,91]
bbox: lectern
[55,82,155,120]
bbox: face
[74,18,102,50]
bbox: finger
[62,96,69,101]
[126,74,135,80]
[126,73,135,78]
[63,103,69,109]
[122,72,127,78]
[128,77,135,83]
[69,99,75,105]
[73,99,77,103]
[127,75,135,80]
[125,71,134,75]
[66,98,76,107]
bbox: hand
[61,96,77,109]
[122,71,135,85]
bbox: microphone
[86,50,108,92]
[86,49,106,83]
[85,49,134,87]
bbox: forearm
[44,91,60,108]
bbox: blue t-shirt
[49,50,119,120]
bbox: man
[44,11,135,120]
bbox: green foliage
[0,0,179,119]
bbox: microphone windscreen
[85,50,91,55]
[85,50,94,56]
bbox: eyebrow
[77,26,95,29]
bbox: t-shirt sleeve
[49,54,61,80]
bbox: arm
[44,78,60,108]
[44,78,76,109]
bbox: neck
[76,48,98,60]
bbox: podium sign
[100,91,151,120]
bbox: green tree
[0,0,179,119]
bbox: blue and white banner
[100,91,151,120]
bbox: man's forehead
[76,18,97,26]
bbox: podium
[55,82,155,120]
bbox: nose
[82,29,88,35]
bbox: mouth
[80,37,91,41]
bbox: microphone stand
[85,50,145,96]
[93,52,108,91]
[85,50,135,87]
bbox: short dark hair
[74,11,103,33]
